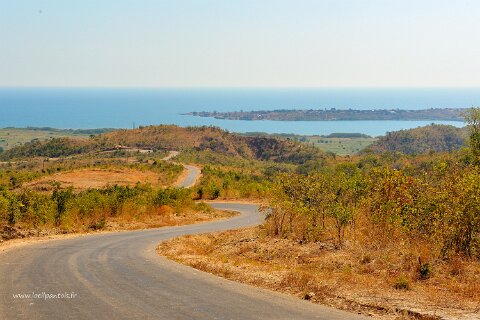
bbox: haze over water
[1,87,477,136]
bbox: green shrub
[393,275,410,290]
[153,187,193,209]
[195,202,212,213]
[418,262,431,280]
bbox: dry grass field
[159,227,480,320]
[25,168,166,191]
[106,206,237,231]
[306,136,377,155]
[0,128,88,151]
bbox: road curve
[0,203,367,320]
[176,164,201,188]
[162,151,201,189]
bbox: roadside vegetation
[0,151,219,241]
[177,150,301,200]
[159,108,480,319]
[0,182,233,240]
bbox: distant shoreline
[184,107,468,122]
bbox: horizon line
[1,85,480,90]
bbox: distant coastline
[184,108,468,121]
[0,88,472,135]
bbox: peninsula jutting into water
[186,107,467,121]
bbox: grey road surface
[0,203,367,320]
[177,164,201,188]
[162,151,200,189]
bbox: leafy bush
[393,275,410,290]
[418,262,431,280]
[153,188,194,209]
[195,202,212,213]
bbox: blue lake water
[0,87,478,136]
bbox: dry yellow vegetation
[159,227,480,320]
[107,205,237,231]
[25,168,167,191]
[101,125,324,163]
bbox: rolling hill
[1,125,324,164]
[364,124,468,155]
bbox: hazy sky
[1,0,479,87]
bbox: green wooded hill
[365,124,468,155]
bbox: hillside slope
[365,124,467,154]
[1,125,324,164]
[102,125,323,164]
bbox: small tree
[465,107,480,163]
[329,201,354,246]
[52,187,74,227]
[7,194,21,225]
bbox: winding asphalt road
[176,164,201,188]
[164,151,201,189]
[0,163,367,320]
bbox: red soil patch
[26,168,163,191]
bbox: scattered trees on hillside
[195,165,270,200]
[366,124,467,155]
[0,137,98,159]
[267,166,364,245]
[266,156,480,259]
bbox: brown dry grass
[106,206,237,231]
[158,226,480,320]
[25,168,165,191]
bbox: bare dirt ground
[25,168,165,191]
[158,226,480,320]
